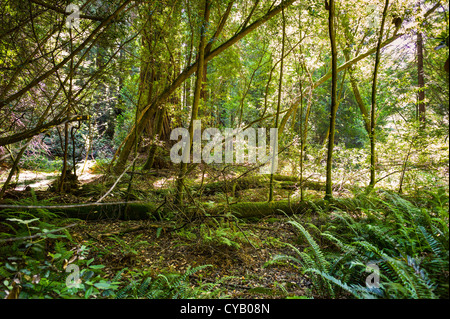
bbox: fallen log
[209,199,328,219]
[0,198,329,220]
[0,202,160,220]
[152,175,324,196]
[52,202,161,220]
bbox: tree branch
[29,0,105,21]
[0,115,89,147]
[0,0,133,109]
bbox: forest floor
[0,160,350,299]
[2,157,448,300]
[71,216,313,298]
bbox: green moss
[49,202,160,220]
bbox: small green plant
[0,230,120,299]
[106,234,150,256]
[90,158,111,174]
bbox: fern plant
[273,190,449,299]
[114,265,228,299]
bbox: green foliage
[114,265,227,299]
[21,155,63,172]
[106,234,150,256]
[199,223,252,250]
[0,205,228,299]
[272,189,449,299]
[0,215,119,299]
[0,191,63,247]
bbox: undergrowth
[271,187,449,299]
[0,193,227,299]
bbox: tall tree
[369,0,390,188]
[324,0,338,201]
[417,1,426,125]
[175,0,210,205]
[268,1,286,202]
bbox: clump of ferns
[274,191,448,299]
[114,265,227,299]
[272,219,379,299]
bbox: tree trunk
[143,106,166,170]
[299,80,305,202]
[175,0,210,205]
[59,122,69,193]
[268,3,286,202]
[369,0,389,189]
[324,0,337,201]
[417,30,426,124]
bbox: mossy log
[46,202,160,220]
[197,176,262,195]
[153,175,324,196]
[208,199,328,218]
[1,198,332,221]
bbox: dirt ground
[66,215,314,298]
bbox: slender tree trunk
[60,28,74,193]
[71,124,78,177]
[369,0,389,189]
[143,106,166,170]
[415,1,444,124]
[176,0,210,205]
[324,0,337,201]
[417,29,426,125]
[59,122,69,192]
[299,80,305,202]
[268,3,286,202]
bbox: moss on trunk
[47,202,160,220]
[216,199,328,218]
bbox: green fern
[274,188,448,299]
[306,268,379,299]
[114,265,215,299]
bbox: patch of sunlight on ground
[0,160,100,191]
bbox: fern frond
[288,220,329,273]
[305,268,377,299]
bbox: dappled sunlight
[0,159,102,191]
